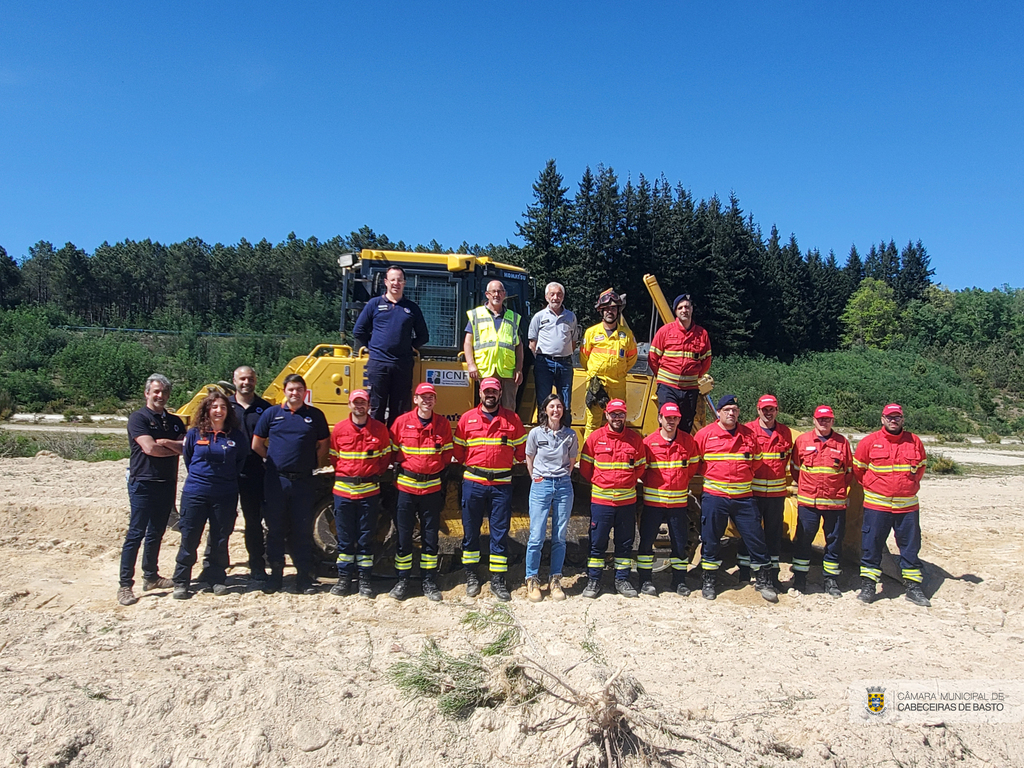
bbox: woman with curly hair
[172,390,248,598]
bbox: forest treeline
[0,159,1021,433]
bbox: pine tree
[895,240,935,306]
[0,246,20,309]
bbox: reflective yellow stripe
[796,494,847,507]
[642,487,688,505]
[703,479,752,496]
[400,443,453,455]
[462,550,481,565]
[801,465,850,475]
[863,490,919,510]
[592,486,637,503]
[333,480,380,497]
[751,478,788,493]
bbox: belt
[466,466,512,481]
[277,470,312,481]
[336,474,383,484]
[537,353,573,363]
[399,469,442,482]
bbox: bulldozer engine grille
[407,275,459,349]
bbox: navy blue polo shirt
[352,294,429,365]
[127,406,185,482]
[254,404,330,474]
[230,394,272,477]
[182,427,249,497]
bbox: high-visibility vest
[467,306,520,378]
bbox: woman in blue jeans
[172,391,248,599]
[525,394,578,602]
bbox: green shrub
[984,432,1002,444]
[929,452,964,475]
[937,433,966,443]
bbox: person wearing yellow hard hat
[579,288,637,440]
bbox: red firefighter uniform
[791,430,853,509]
[853,429,927,513]
[580,426,647,505]
[453,406,526,484]
[648,322,712,391]
[641,430,700,508]
[745,420,794,498]
[390,411,454,495]
[693,421,763,498]
[329,417,393,499]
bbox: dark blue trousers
[120,479,176,588]
[263,472,316,578]
[238,472,266,571]
[792,505,845,576]
[460,480,512,574]
[737,496,785,570]
[175,491,238,586]
[533,355,574,415]
[334,494,379,576]
[656,384,700,434]
[860,508,923,583]
[588,502,636,580]
[699,493,769,571]
[637,504,689,572]
[366,360,414,427]
[395,490,442,573]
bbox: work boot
[358,574,373,598]
[422,576,442,602]
[248,567,268,583]
[142,576,174,591]
[263,567,284,595]
[329,577,351,597]
[640,580,658,596]
[117,587,138,606]
[737,565,751,583]
[672,573,691,597]
[526,577,543,603]
[771,569,784,593]
[701,571,717,601]
[172,585,190,600]
[755,569,779,603]
[792,572,808,593]
[857,577,876,604]
[389,578,410,601]
[212,583,228,596]
[549,575,566,601]
[295,578,320,595]
[581,577,602,599]
[823,577,842,598]
[490,575,511,602]
[464,569,481,598]
[615,579,638,598]
[904,581,931,607]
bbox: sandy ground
[1,455,1023,767]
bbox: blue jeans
[120,479,177,588]
[526,476,573,579]
[533,355,574,415]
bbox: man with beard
[580,289,637,440]
[648,293,711,434]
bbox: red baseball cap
[882,403,904,416]
[350,389,370,403]
[414,382,436,396]
[757,394,778,409]
[606,399,627,414]
[814,405,834,419]
[480,377,502,392]
[659,402,681,417]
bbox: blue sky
[1,2,1020,290]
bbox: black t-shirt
[254,404,331,474]
[230,394,273,477]
[127,406,185,482]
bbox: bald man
[464,279,524,411]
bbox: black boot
[464,569,480,597]
[755,569,779,603]
[490,575,511,602]
[737,565,751,583]
[857,576,876,604]
[422,575,442,602]
[581,577,601,599]
[295,576,320,595]
[330,576,351,597]
[389,577,410,601]
[792,571,808,593]
[904,581,931,607]
[672,571,691,597]
[358,573,373,598]
[263,565,284,594]
[637,569,657,596]
[701,570,717,600]
[614,578,638,598]
[823,576,842,598]
[771,569,784,593]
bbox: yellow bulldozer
[175,248,863,574]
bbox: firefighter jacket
[743,420,795,498]
[453,405,526,486]
[641,430,699,508]
[694,421,763,498]
[648,321,712,391]
[467,306,520,378]
[580,425,646,506]
[791,430,853,509]
[580,321,637,385]
[390,410,454,495]
[330,417,393,500]
[853,428,926,513]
